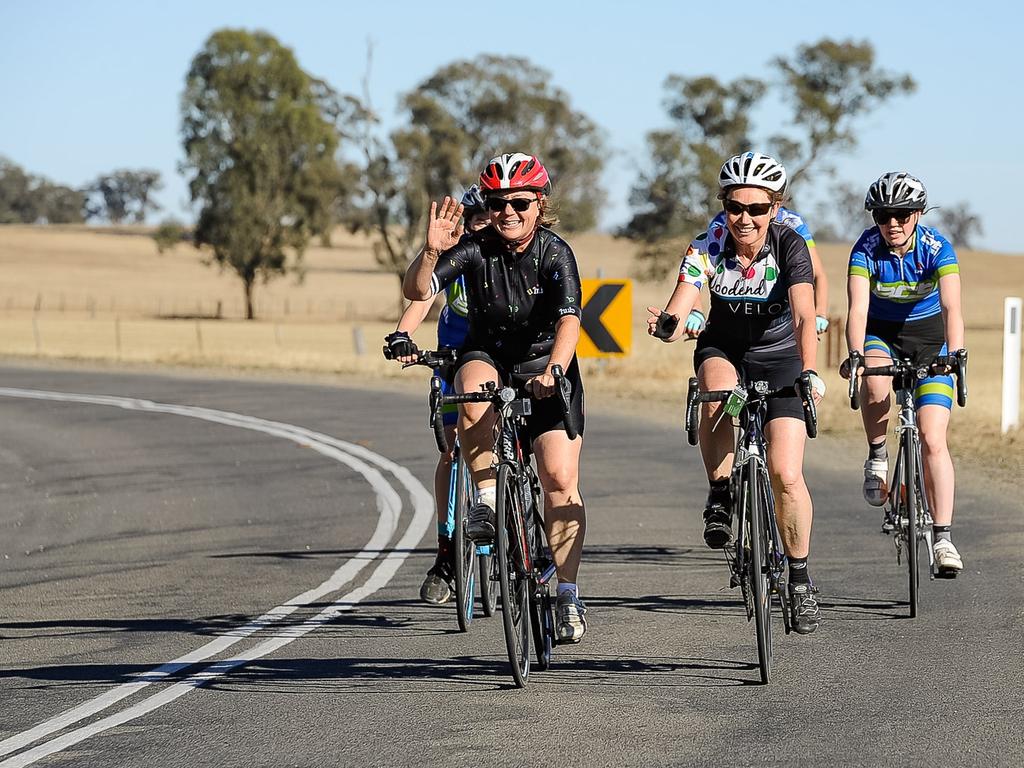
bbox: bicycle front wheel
[747,460,773,684]
[496,463,531,687]
[450,454,477,632]
[902,433,921,618]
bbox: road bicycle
[434,364,579,688]
[385,346,496,632]
[685,373,817,684]
[847,349,967,618]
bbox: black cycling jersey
[430,226,582,363]
[679,221,813,352]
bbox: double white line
[0,388,432,767]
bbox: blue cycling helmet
[460,184,486,212]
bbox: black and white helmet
[460,184,486,212]
[864,172,927,211]
[719,151,788,193]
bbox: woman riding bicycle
[845,172,966,577]
[403,153,589,643]
[683,206,830,340]
[647,151,825,634]
[384,185,490,605]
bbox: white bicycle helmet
[864,172,928,210]
[718,151,788,193]
[460,184,486,211]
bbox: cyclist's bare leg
[697,357,739,481]
[765,417,812,558]
[533,430,585,583]
[860,349,894,445]
[917,404,954,525]
[433,425,457,526]
[455,360,499,488]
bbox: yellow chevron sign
[577,279,632,358]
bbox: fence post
[353,326,365,356]
[115,317,121,359]
[1003,297,1022,434]
[195,320,204,354]
[32,314,41,353]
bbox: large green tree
[180,29,343,319]
[84,169,163,224]
[355,54,606,306]
[624,38,915,280]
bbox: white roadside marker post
[1003,297,1022,434]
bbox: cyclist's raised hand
[647,306,682,342]
[425,196,465,254]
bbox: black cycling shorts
[865,314,945,366]
[694,337,804,422]
[456,350,585,442]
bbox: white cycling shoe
[862,459,889,507]
[933,539,964,578]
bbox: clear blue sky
[1,1,1017,253]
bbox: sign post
[1003,297,1022,434]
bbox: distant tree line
[3,29,989,322]
[0,157,163,225]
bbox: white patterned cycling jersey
[678,222,813,351]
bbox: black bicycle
[685,373,817,684]
[847,349,967,618]
[434,365,578,688]
[385,346,496,631]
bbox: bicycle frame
[886,381,935,576]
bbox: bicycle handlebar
[685,377,817,443]
[549,365,579,440]
[846,349,968,409]
[425,365,578,452]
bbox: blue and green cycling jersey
[437,275,468,349]
[848,225,959,322]
[709,206,816,249]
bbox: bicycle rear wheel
[451,454,476,632]
[747,460,773,684]
[902,434,921,618]
[496,463,531,687]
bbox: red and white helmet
[479,153,552,195]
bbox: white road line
[0,388,431,765]
[0,483,433,768]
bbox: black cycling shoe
[788,583,821,635]
[465,503,496,542]
[419,559,454,605]
[702,501,733,549]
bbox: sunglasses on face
[871,209,916,225]
[486,197,534,213]
[723,199,773,217]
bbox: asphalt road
[0,364,1020,768]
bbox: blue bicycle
[411,348,496,631]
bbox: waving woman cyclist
[403,153,589,643]
[384,185,490,605]
[845,172,966,577]
[648,151,825,634]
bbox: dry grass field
[0,224,1021,479]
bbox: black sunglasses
[486,197,534,213]
[871,209,916,225]
[723,199,774,217]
